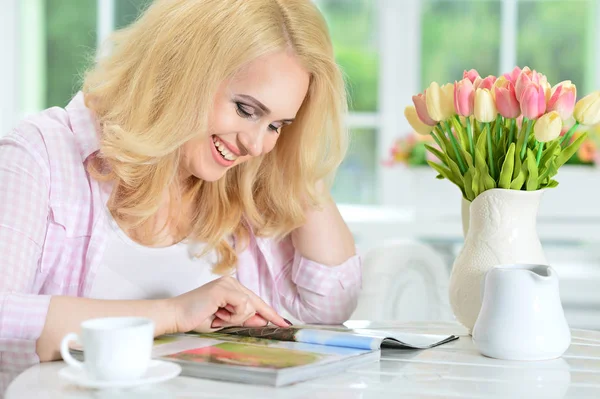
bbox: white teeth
[213,136,238,162]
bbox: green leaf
[424,144,447,166]
[462,149,474,169]
[475,131,489,170]
[471,168,481,198]
[498,143,516,189]
[445,155,464,186]
[451,116,469,153]
[512,140,522,180]
[543,179,559,188]
[539,140,560,171]
[474,131,495,191]
[482,172,496,190]
[427,161,463,191]
[463,168,475,201]
[555,133,588,169]
[538,159,559,182]
[496,154,506,177]
[526,148,539,191]
[435,174,444,179]
[510,161,529,190]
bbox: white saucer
[58,360,182,389]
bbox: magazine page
[153,331,376,374]
[215,326,458,350]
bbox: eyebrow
[236,94,295,123]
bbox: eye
[268,124,282,134]
[235,102,255,119]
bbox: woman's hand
[166,276,289,333]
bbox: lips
[210,135,236,167]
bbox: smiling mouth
[212,136,239,161]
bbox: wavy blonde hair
[83,0,348,273]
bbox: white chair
[351,239,453,322]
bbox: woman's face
[180,51,310,181]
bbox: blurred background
[1,0,600,329]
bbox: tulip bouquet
[405,66,600,201]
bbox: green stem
[443,121,466,174]
[466,116,474,158]
[507,119,516,145]
[559,122,581,147]
[494,115,502,143]
[536,141,544,166]
[520,118,532,160]
[430,130,442,149]
[485,123,495,178]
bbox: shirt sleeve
[0,128,52,363]
[260,236,362,324]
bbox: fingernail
[283,318,293,326]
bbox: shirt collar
[65,91,101,161]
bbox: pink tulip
[475,75,497,91]
[520,83,547,119]
[503,66,522,85]
[463,69,480,84]
[514,67,548,103]
[454,78,475,117]
[412,92,437,125]
[547,81,577,120]
[494,80,520,119]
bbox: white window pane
[421,0,501,89]
[517,0,594,94]
[316,0,379,112]
[46,0,97,107]
[115,0,152,29]
[332,128,378,204]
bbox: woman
[0,0,360,365]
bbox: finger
[241,314,269,327]
[219,290,256,325]
[214,308,233,322]
[234,285,288,327]
[211,317,226,329]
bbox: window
[45,0,97,108]
[316,0,379,204]
[421,1,501,89]
[12,0,600,206]
[517,0,595,94]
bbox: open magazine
[69,326,458,387]
[216,325,459,350]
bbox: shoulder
[10,106,84,167]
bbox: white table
[6,321,600,398]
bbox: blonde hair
[83,0,348,273]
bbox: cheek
[263,135,279,153]
[210,102,240,133]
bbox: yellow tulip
[533,111,562,142]
[474,88,497,123]
[425,82,455,121]
[574,91,600,126]
[404,106,434,135]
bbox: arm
[261,187,361,324]
[36,297,174,362]
[291,193,356,266]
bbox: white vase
[449,188,547,332]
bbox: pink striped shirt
[0,92,361,366]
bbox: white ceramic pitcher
[472,264,571,361]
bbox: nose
[237,129,266,157]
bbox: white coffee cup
[60,317,155,381]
